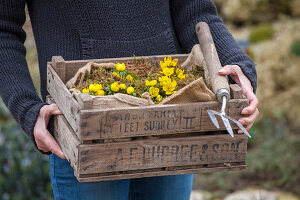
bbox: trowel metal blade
[221,116,234,137]
[223,115,252,138]
[207,110,220,129]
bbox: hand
[218,65,259,133]
[33,104,66,159]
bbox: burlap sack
[67,44,215,108]
[66,62,116,89]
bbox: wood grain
[77,93,93,109]
[75,163,246,182]
[78,134,247,174]
[46,96,81,171]
[79,99,248,140]
[51,56,66,83]
[230,84,245,99]
[47,63,81,136]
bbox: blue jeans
[49,154,194,200]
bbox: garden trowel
[195,22,251,138]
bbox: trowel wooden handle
[195,22,230,102]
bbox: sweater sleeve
[0,1,47,148]
[170,0,257,92]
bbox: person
[0,0,259,199]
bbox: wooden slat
[76,93,93,109]
[54,115,81,171]
[230,84,245,99]
[46,96,81,171]
[75,163,246,182]
[51,56,66,83]
[78,134,247,174]
[79,99,248,140]
[47,63,81,136]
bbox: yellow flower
[160,60,168,69]
[156,95,163,102]
[149,87,159,97]
[176,68,183,74]
[161,67,174,76]
[94,83,102,91]
[163,80,177,95]
[82,88,89,93]
[145,80,157,86]
[97,90,105,96]
[89,84,97,92]
[126,74,133,81]
[112,72,120,78]
[119,83,126,90]
[159,76,171,86]
[116,63,126,71]
[171,59,178,67]
[164,56,172,66]
[127,86,134,94]
[111,82,119,92]
[164,56,178,67]
[178,72,187,80]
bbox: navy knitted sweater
[0,0,256,150]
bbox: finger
[218,65,235,75]
[34,128,65,158]
[246,122,255,131]
[237,111,257,134]
[49,104,62,115]
[218,65,241,84]
[241,93,259,115]
[239,108,259,126]
[45,135,66,159]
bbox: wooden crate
[47,55,249,182]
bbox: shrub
[249,24,275,43]
[0,100,53,200]
[290,40,300,56]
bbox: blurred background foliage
[0,1,300,199]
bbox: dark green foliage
[194,117,300,197]
[0,100,53,200]
[250,24,275,43]
[290,40,300,56]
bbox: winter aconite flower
[116,63,126,71]
[119,84,126,90]
[111,82,119,92]
[97,90,105,96]
[89,83,102,92]
[156,95,162,102]
[161,67,174,76]
[127,86,134,94]
[126,74,133,81]
[164,56,178,67]
[145,80,157,86]
[149,87,159,97]
[159,76,171,87]
[160,60,168,69]
[176,68,183,74]
[94,83,102,91]
[163,80,177,95]
[88,84,96,92]
[112,72,120,78]
[178,72,187,80]
[82,88,89,93]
